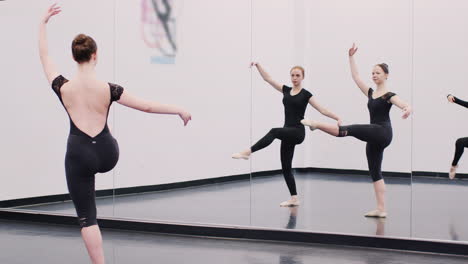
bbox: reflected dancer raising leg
[302,43,411,217]
[233,62,340,206]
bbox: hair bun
[72,34,97,63]
[74,34,88,45]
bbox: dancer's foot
[232,150,250,160]
[300,119,318,131]
[449,165,458,180]
[280,197,300,207]
[365,209,387,218]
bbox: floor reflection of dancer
[39,5,191,264]
[232,62,341,207]
[301,44,411,218]
[285,207,298,229]
[447,94,468,179]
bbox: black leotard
[52,75,123,228]
[338,88,396,182]
[251,85,312,195]
[451,96,468,166]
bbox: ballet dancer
[39,4,191,263]
[301,44,411,217]
[447,94,468,179]
[232,62,341,207]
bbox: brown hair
[290,66,305,78]
[72,34,97,63]
[376,63,389,74]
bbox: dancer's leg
[450,137,468,179]
[279,141,300,207]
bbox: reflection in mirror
[412,0,468,241]
[251,0,412,237]
[111,0,252,226]
[0,1,116,219]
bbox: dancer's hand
[447,95,455,103]
[337,119,343,126]
[179,110,192,126]
[250,62,258,68]
[348,43,358,57]
[42,3,61,24]
[402,107,411,119]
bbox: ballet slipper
[231,152,249,160]
[365,209,387,218]
[449,165,458,180]
[300,119,318,131]
[280,198,300,207]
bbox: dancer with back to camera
[39,4,191,263]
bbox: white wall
[412,0,468,173]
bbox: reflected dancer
[279,255,303,264]
[302,44,412,218]
[233,63,341,207]
[285,207,298,229]
[366,217,386,236]
[447,94,468,179]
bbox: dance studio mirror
[249,0,413,237]
[411,0,468,242]
[0,0,117,218]
[110,0,252,226]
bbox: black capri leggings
[251,127,305,196]
[339,123,392,182]
[452,137,468,166]
[65,129,119,228]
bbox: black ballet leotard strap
[368,88,396,103]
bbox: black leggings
[65,129,119,228]
[452,137,468,166]
[251,127,305,196]
[339,123,392,182]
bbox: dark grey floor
[17,172,411,238]
[251,172,411,238]
[412,177,468,241]
[1,220,467,264]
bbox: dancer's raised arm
[348,43,370,97]
[251,62,283,92]
[39,4,61,84]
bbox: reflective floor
[412,176,468,241]
[0,220,467,264]
[20,172,411,237]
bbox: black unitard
[52,75,123,228]
[338,88,396,182]
[251,85,312,195]
[450,96,468,166]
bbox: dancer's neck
[376,83,387,92]
[76,62,96,79]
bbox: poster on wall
[141,0,179,64]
